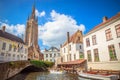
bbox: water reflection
[25,72,79,80]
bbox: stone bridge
[0,60,31,80]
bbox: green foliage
[30,60,54,68]
[9,62,14,66]
[44,61,54,67]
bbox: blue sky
[0,0,120,51]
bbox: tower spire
[30,2,36,19]
[27,15,29,20]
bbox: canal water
[8,72,95,80]
[25,72,79,80]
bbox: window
[18,48,20,52]
[86,38,90,47]
[58,53,60,56]
[108,45,117,61]
[67,55,69,61]
[115,24,120,37]
[105,29,112,41]
[21,55,23,58]
[50,54,52,57]
[77,37,80,43]
[64,48,66,53]
[2,42,6,50]
[24,56,26,59]
[54,54,56,57]
[119,43,120,48]
[8,54,11,57]
[69,45,71,51]
[25,48,27,53]
[9,44,12,51]
[92,35,97,45]
[94,49,99,62]
[78,37,80,40]
[69,54,71,61]
[17,55,19,58]
[1,52,4,56]
[74,54,76,60]
[61,57,63,62]
[46,54,48,57]
[80,45,82,49]
[87,50,92,62]
[13,54,15,57]
[80,53,84,59]
[14,46,17,52]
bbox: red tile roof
[62,30,82,47]
[58,59,86,65]
[0,30,24,44]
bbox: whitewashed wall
[61,42,84,62]
[43,51,60,62]
[0,37,28,62]
[83,17,120,70]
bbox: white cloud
[0,23,25,38]
[0,10,85,49]
[38,10,85,47]
[35,9,46,17]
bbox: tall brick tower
[25,4,40,60]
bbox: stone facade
[83,12,120,70]
[25,5,41,60]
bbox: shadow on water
[7,73,28,80]
[7,65,47,80]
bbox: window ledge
[117,36,120,38]
[106,38,113,41]
[110,59,118,61]
[93,43,97,45]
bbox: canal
[8,72,99,80]
[8,72,80,80]
[25,72,79,80]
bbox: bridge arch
[0,61,31,80]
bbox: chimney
[45,48,47,51]
[60,44,62,48]
[103,16,108,22]
[2,26,6,32]
[67,32,70,43]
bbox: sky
[0,0,120,51]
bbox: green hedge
[30,60,54,68]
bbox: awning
[58,59,86,65]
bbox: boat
[50,70,66,74]
[78,71,119,80]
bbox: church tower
[25,4,40,60]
